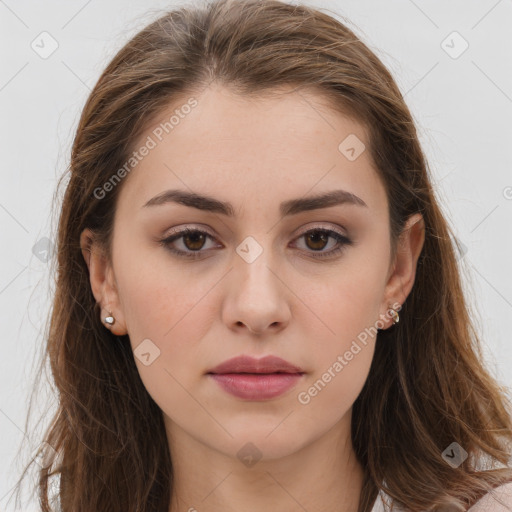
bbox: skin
[81,83,425,512]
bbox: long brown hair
[11,0,512,510]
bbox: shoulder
[468,482,512,511]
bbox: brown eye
[160,226,353,261]
[160,228,219,260]
[182,231,207,251]
[304,231,330,251]
[292,228,353,259]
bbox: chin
[212,425,310,463]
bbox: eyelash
[158,226,353,260]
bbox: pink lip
[208,354,304,374]
[207,355,305,400]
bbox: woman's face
[82,83,423,461]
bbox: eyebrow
[142,188,367,216]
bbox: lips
[207,354,304,375]
[207,355,305,400]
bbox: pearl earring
[103,311,115,326]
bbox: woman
[13,0,512,510]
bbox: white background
[1,0,511,509]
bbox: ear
[380,213,425,328]
[80,228,128,336]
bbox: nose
[221,246,291,336]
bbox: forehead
[117,84,387,216]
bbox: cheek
[113,242,224,410]
[297,282,379,391]
[294,345,374,446]
[305,254,388,352]
[293,244,388,415]
[114,234,212,339]
[291,289,380,438]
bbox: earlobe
[79,228,128,336]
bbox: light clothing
[370,482,512,511]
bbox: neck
[166,414,365,512]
